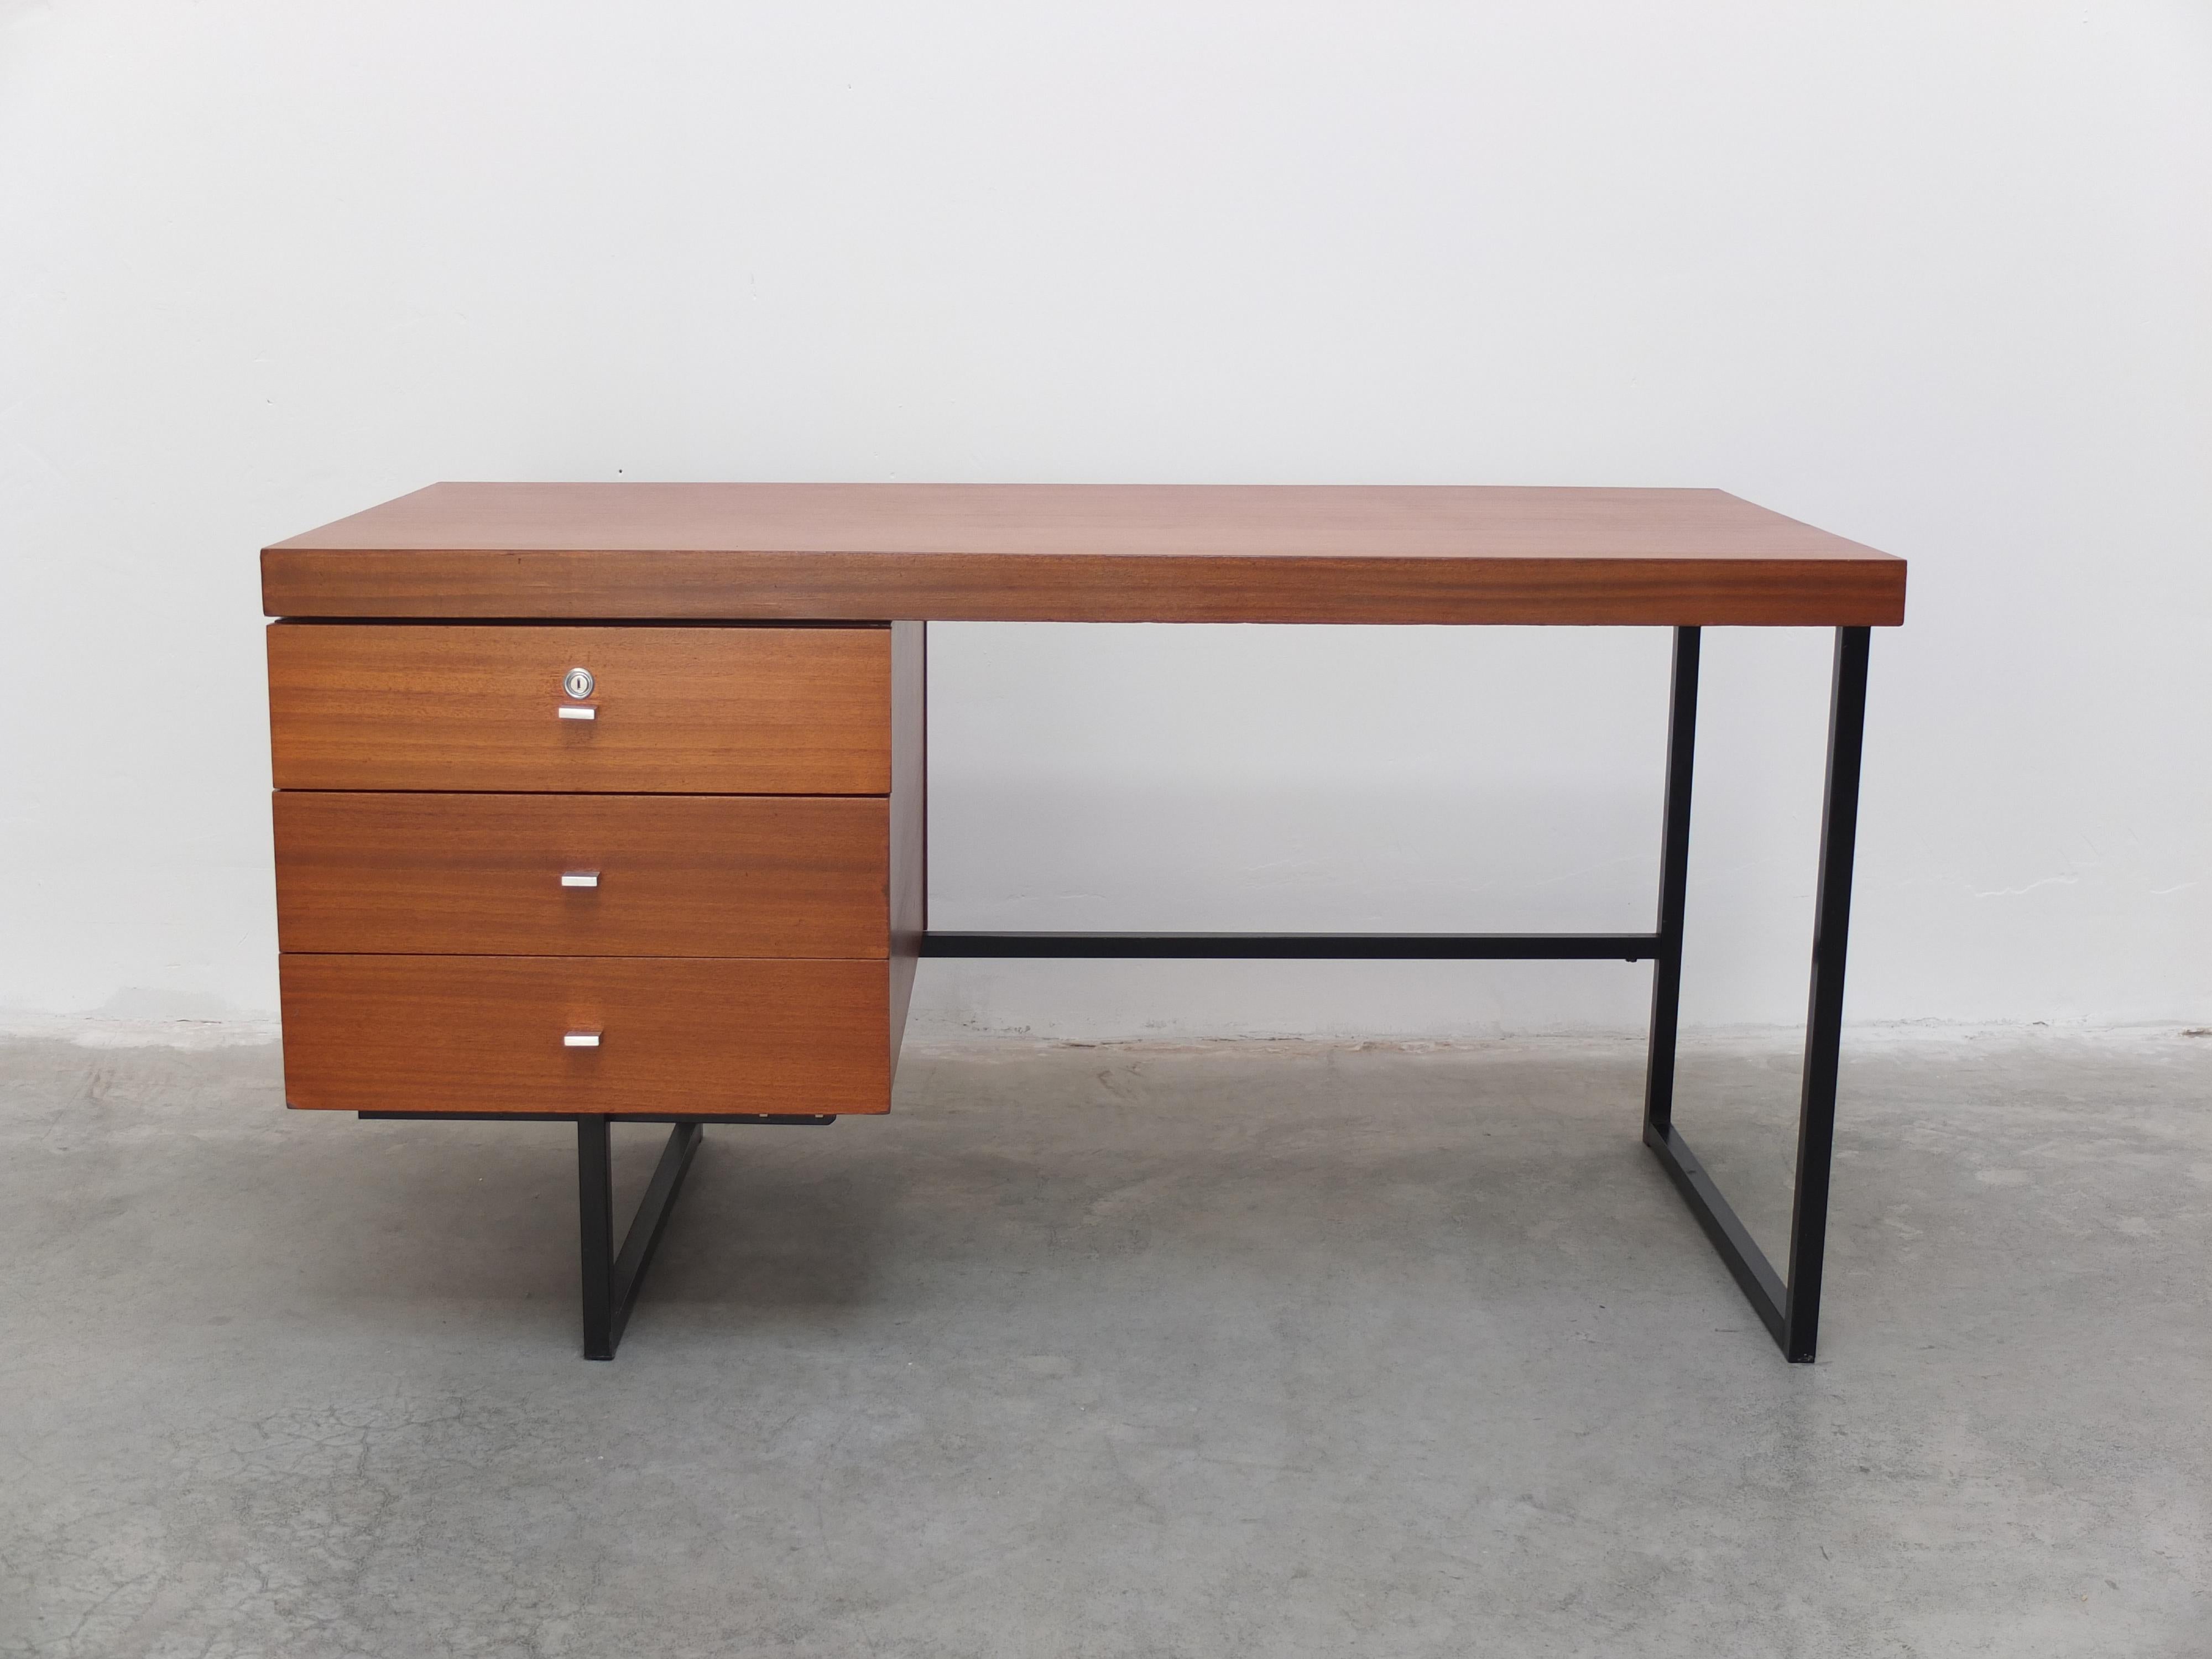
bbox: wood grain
[268,624,891,793]
[279,954,892,1115]
[274,792,888,958]
[262,483,1906,627]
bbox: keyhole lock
[564,667,594,700]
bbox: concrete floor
[0,1031,2206,1657]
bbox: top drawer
[269,624,891,794]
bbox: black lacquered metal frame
[362,625,1869,1363]
[922,624,1874,1363]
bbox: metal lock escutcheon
[564,666,594,700]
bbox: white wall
[3,1,2207,1039]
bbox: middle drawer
[274,793,889,958]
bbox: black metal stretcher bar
[921,932,1661,960]
[921,625,1874,1365]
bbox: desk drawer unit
[268,620,925,1119]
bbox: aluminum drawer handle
[560,871,600,888]
[563,1031,602,1048]
[557,706,597,721]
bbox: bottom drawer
[280,956,891,1115]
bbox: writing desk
[263,483,1905,1362]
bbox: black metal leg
[578,1118,615,1359]
[1781,625,1871,1361]
[1644,626,1871,1363]
[577,1116,705,1360]
[1643,627,1699,1136]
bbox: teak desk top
[263,482,1905,627]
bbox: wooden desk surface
[263,483,1904,626]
